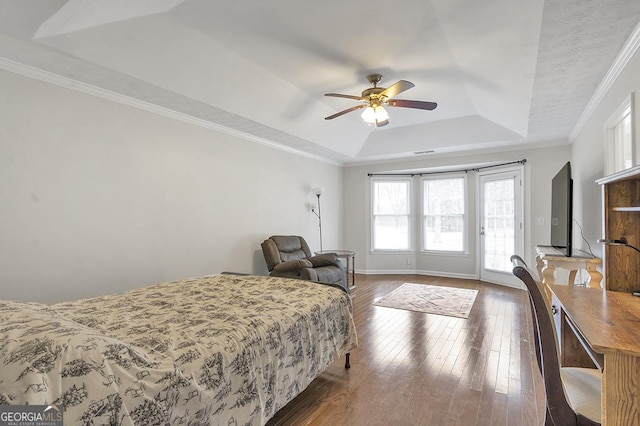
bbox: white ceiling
[1,0,639,164]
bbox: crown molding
[569,21,640,141]
[0,57,342,167]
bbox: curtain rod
[367,159,526,177]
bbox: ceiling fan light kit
[324,74,437,126]
[361,105,389,126]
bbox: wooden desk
[549,284,640,425]
[536,245,603,288]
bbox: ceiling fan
[324,74,437,127]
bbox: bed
[0,274,357,425]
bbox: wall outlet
[406,257,411,265]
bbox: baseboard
[355,269,524,289]
[357,269,478,281]
[484,279,524,290]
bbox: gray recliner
[261,235,346,286]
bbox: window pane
[614,110,633,172]
[372,179,411,250]
[622,113,633,169]
[424,179,464,214]
[423,178,465,251]
[374,181,409,214]
[424,214,464,251]
[374,216,409,250]
[483,178,515,272]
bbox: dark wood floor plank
[266,274,545,425]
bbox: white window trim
[604,93,635,175]
[420,173,469,255]
[370,176,413,253]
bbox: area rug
[373,283,478,318]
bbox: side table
[316,250,356,291]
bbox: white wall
[343,145,571,278]
[571,43,640,258]
[0,70,342,303]
[8,42,635,302]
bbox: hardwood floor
[267,274,546,426]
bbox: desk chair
[511,255,601,426]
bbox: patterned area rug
[373,283,479,318]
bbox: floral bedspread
[0,274,357,425]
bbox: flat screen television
[550,162,573,257]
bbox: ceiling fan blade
[379,80,414,99]
[388,99,438,110]
[324,93,364,101]
[324,104,366,120]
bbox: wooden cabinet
[596,164,640,292]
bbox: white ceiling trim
[0,56,341,166]
[569,21,640,141]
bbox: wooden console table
[535,245,603,288]
[549,284,640,425]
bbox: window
[605,94,635,174]
[372,179,411,250]
[422,176,466,252]
[614,112,633,171]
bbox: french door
[479,168,524,287]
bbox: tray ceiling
[1,0,639,163]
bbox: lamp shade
[361,105,389,124]
[311,187,325,196]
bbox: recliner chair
[261,235,346,286]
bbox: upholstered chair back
[262,235,312,272]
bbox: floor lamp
[311,187,324,252]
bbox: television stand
[535,246,603,291]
